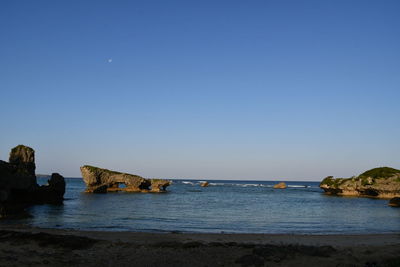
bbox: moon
[108,58,112,63]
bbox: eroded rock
[80,165,171,193]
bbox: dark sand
[0,224,399,266]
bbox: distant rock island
[320,167,400,199]
[0,145,66,218]
[80,165,171,193]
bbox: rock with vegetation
[273,182,287,189]
[80,165,171,193]
[0,145,66,218]
[320,167,400,199]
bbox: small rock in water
[273,182,287,189]
[200,181,209,187]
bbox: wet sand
[0,224,399,266]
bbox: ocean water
[7,178,400,234]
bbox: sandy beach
[0,224,399,267]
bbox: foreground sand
[0,224,399,267]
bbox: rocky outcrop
[320,167,400,199]
[0,145,66,218]
[80,165,171,193]
[150,179,171,192]
[273,182,287,189]
[34,173,66,204]
[1,145,37,192]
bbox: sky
[0,0,399,180]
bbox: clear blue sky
[1,0,399,180]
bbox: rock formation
[80,165,171,193]
[0,145,66,218]
[273,182,287,189]
[34,173,66,204]
[200,181,209,187]
[320,167,400,199]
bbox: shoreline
[0,224,399,266]
[1,224,400,247]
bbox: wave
[182,181,195,185]
[242,183,262,187]
[181,181,312,189]
[236,183,275,188]
[209,183,273,188]
[209,183,226,186]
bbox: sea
[6,178,400,234]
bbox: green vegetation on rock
[81,165,170,193]
[320,176,352,188]
[360,176,374,186]
[358,167,400,179]
[321,167,400,188]
[10,144,34,154]
[320,166,400,199]
[82,165,145,179]
[82,165,123,176]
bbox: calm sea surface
[7,178,400,234]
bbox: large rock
[0,145,66,218]
[80,165,171,193]
[1,145,37,191]
[320,167,400,199]
[34,173,66,204]
[9,145,35,174]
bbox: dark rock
[9,145,35,175]
[34,173,66,204]
[80,165,171,193]
[389,197,400,207]
[48,173,66,195]
[1,145,37,192]
[0,145,66,218]
[87,184,108,193]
